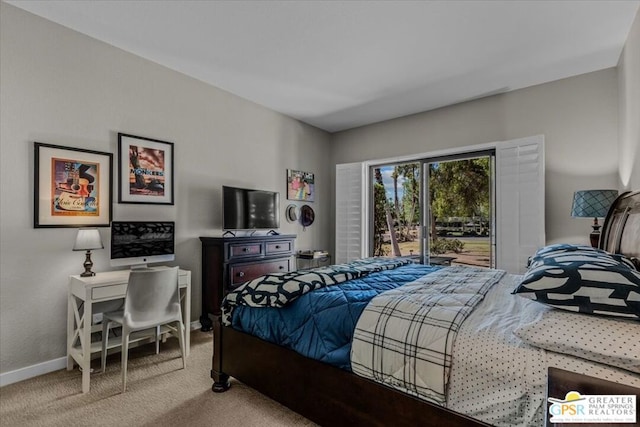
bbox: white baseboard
[190,320,202,331]
[0,356,68,387]
[0,321,203,388]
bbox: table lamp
[571,189,618,248]
[73,228,104,277]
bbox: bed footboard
[211,315,488,427]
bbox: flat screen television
[222,186,280,230]
[110,221,175,268]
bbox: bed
[210,190,640,427]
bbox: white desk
[67,267,191,393]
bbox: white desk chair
[101,267,186,392]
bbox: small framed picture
[287,169,315,202]
[118,133,174,205]
[34,142,113,228]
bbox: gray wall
[330,68,620,251]
[0,3,331,374]
[618,9,640,191]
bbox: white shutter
[335,162,366,263]
[496,135,545,274]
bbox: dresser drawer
[266,240,293,255]
[229,243,262,259]
[229,258,291,287]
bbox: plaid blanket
[350,266,506,405]
[221,257,412,325]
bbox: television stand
[199,234,296,331]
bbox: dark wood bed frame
[210,190,640,427]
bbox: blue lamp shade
[571,190,618,218]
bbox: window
[370,153,493,268]
[335,136,544,274]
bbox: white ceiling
[6,0,639,132]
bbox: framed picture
[34,142,113,228]
[287,169,315,202]
[118,133,174,205]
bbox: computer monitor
[110,221,175,269]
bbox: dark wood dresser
[199,234,296,331]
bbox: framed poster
[287,169,315,202]
[34,142,113,228]
[118,133,174,205]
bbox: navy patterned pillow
[527,244,639,271]
[534,243,604,256]
[526,243,606,268]
[610,253,640,271]
[514,248,640,319]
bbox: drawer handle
[278,265,284,270]
[275,245,280,249]
[242,247,249,252]
[237,271,245,277]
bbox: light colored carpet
[0,330,316,426]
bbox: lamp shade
[73,228,104,251]
[571,190,618,218]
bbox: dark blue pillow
[526,243,605,268]
[514,247,640,319]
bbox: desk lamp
[73,228,104,277]
[571,190,618,248]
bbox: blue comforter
[231,263,439,370]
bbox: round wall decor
[285,204,298,223]
[300,204,315,228]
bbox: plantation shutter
[495,135,545,274]
[335,162,367,263]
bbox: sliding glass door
[337,135,543,272]
[370,152,494,268]
[424,153,494,268]
[371,162,421,260]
